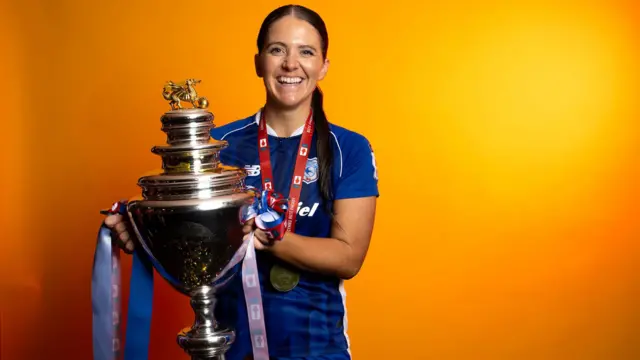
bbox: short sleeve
[210,127,244,168]
[333,133,379,200]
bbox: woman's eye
[269,47,284,55]
[301,49,314,56]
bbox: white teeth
[277,76,303,84]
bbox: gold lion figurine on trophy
[162,78,209,110]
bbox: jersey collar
[255,109,305,137]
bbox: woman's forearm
[267,232,361,279]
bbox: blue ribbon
[92,225,119,360]
[123,248,154,359]
[92,210,155,360]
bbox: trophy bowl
[124,92,254,360]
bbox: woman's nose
[281,54,299,70]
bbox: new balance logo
[244,165,260,177]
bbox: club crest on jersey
[303,157,319,184]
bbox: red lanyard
[258,109,314,233]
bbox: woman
[106,4,378,359]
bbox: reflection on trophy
[124,79,253,359]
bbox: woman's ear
[318,58,330,81]
[255,54,263,78]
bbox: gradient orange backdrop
[1,1,639,359]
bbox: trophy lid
[135,79,248,201]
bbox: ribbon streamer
[92,225,121,360]
[240,189,289,241]
[92,203,154,360]
[242,232,270,360]
[238,189,291,359]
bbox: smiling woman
[104,4,379,360]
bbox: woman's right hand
[104,214,134,253]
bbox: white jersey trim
[339,280,352,358]
[220,121,255,140]
[254,109,305,137]
[329,131,343,178]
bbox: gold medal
[269,263,300,292]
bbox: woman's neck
[263,99,312,138]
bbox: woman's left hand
[254,229,274,250]
[242,218,274,251]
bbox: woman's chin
[269,98,307,110]
[269,92,314,110]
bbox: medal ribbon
[258,109,314,233]
[232,109,314,359]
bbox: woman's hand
[242,218,274,251]
[104,214,135,253]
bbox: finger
[243,218,257,233]
[254,230,271,244]
[114,221,127,234]
[114,228,132,251]
[118,230,130,243]
[242,223,254,234]
[124,240,134,253]
[104,214,122,227]
[253,236,265,251]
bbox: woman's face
[256,15,329,109]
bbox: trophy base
[177,286,235,360]
[177,327,234,360]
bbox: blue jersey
[210,110,379,359]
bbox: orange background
[1,1,639,359]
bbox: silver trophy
[125,79,253,359]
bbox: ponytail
[311,87,333,208]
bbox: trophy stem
[177,285,235,359]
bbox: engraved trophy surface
[126,79,253,359]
